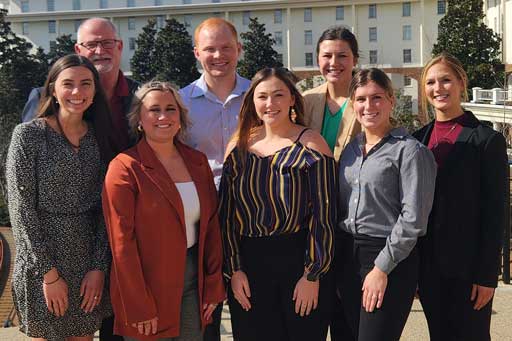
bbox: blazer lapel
[334,100,358,161]
[137,139,186,228]
[309,83,328,132]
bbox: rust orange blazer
[102,138,225,339]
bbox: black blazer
[413,111,509,288]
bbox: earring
[54,97,59,105]
[137,123,143,132]
[290,107,297,123]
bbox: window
[212,12,222,17]
[369,4,377,18]
[74,19,82,32]
[184,14,192,27]
[48,20,56,34]
[73,0,81,10]
[403,49,412,63]
[127,0,135,7]
[156,15,165,29]
[304,30,313,45]
[182,0,191,3]
[403,25,412,40]
[276,53,283,65]
[22,22,29,35]
[305,53,313,67]
[369,50,377,64]
[99,0,108,9]
[304,8,312,22]
[128,17,136,30]
[155,0,163,4]
[21,0,29,12]
[404,75,412,87]
[274,9,282,24]
[274,31,283,46]
[336,6,344,20]
[129,37,136,50]
[47,0,55,11]
[212,0,220,2]
[243,11,251,25]
[49,40,57,51]
[402,2,411,17]
[437,0,446,14]
[369,27,377,42]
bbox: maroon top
[109,71,131,151]
[427,112,469,168]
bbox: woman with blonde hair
[102,81,225,340]
[413,53,509,341]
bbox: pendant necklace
[432,122,457,148]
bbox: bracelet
[43,274,60,285]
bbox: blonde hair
[128,81,191,141]
[420,53,469,115]
[194,17,238,45]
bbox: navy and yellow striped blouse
[219,141,337,280]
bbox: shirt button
[350,218,354,223]
[354,199,358,203]
[355,179,359,184]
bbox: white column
[472,87,482,103]
[286,7,291,69]
[420,0,424,65]
[351,4,356,34]
[56,19,60,36]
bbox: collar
[190,73,249,99]
[114,70,129,97]
[136,137,203,170]
[357,127,408,146]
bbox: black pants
[418,261,493,341]
[203,302,223,341]
[100,315,123,341]
[338,232,418,341]
[228,230,332,341]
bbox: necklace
[55,115,81,149]
[432,122,457,148]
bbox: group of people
[6,15,508,341]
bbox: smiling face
[75,19,122,75]
[253,76,295,128]
[53,66,95,117]
[424,62,464,117]
[353,81,394,134]
[194,24,241,81]
[139,90,181,145]
[318,39,357,86]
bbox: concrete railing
[472,87,511,104]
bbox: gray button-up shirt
[338,127,436,274]
[180,73,251,189]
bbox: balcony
[472,87,512,105]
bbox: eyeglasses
[78,39,121,51]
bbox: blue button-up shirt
[180,74,251,188]
[338,128,437,274]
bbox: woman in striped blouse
[219,67,337,341]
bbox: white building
[1,0,449,115]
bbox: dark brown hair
[38,54,117,162]
[316,26,360,61]
[349,68,394,100]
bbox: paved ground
[1,283,511,340]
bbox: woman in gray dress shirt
[337,68,436,341]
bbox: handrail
[472,87,511,105]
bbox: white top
[175,182,200,248]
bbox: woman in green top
[303,26,361,162]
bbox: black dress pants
[339,232,418,341]
[228,230,332,341]
[418,261,493,341]
[99,315,123,341]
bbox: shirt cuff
[374,250,397,275]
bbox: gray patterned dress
[6,118,111,339]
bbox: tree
[47,34,76,65]
[152,18,199,88]
[432,0,502,92]
[392,89,421,133]
[131,19,158,82]
[238,17,282,79]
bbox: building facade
[1,0,449,113]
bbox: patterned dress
[6,118,111,339]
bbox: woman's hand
[293,276,319,317]
[42,268,69,317]
[203,303,218,321]
[231,270,251,311]
[80,270,105,313]
[471,284,495,310]
[132,317,158,336]
[362,266,388,313]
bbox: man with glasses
[20,17,137,341]
[21,17,138,153]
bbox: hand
[293,276,319,317]
[80,270,105,313]
[132,317,158,336]
[42,268,69,317]
[471,284,495,310]
[231,270,251,311]
[203,303,218,322]
[362,266,388,313]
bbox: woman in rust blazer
[102,81,225,340]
